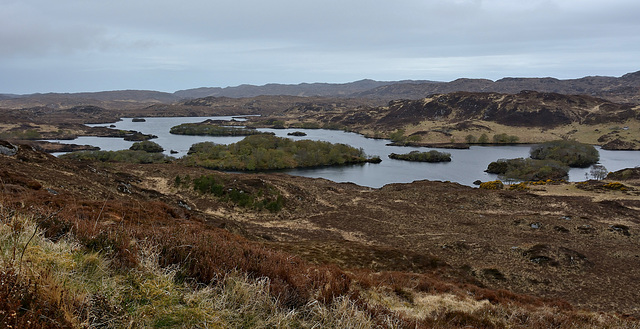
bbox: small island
[486,140,599,181]
[170,121,272,137]
[388,150,452,162]
[129,140,164,153]
[182,134,381,170]
[287,131,307,136]
[486,158,569,181]
[131,118,146,122]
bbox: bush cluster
[603,182,628,191]
[530,140,599,168]
[129,140,164,153]
[479,180,504,190]
[389,150,451,162]
[508,182,530,190]
[465,133,519,144]
[61,150,174,164]
[0,129,42,140]
[182,135,379,170]
[492,133,520,144]
[177,174,285,212]
[388,129,421,144]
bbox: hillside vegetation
[237,91,640,150]
[2,142,639,328]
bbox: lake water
[46,116,640,188]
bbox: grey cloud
[1,0,639,93]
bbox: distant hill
[0,94,19,101]
[372,90,637,128]
[173,79,434,99]
[0,90,180,110]
[352,70,640,103]
[1,70,639,110]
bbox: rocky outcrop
[377,91,637,128]
[352,70,640,104]
[0,140,18,156]
[601,138,640,150]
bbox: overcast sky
[1,0,639,94]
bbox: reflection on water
[45,116,640,188]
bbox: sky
[1,0,639,94]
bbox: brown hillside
[2,141,639,320]
[353,70,640,104]
[376,91,637,128]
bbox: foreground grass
[0,208,376,328]
[1,194,637,328]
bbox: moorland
[1,71,640,328]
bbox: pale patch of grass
[141,176,174,195]
[361,287,490,322]
[0,123,20,132]
[411,293,491,319]
[308,296,375,329]
[530,181,640,202]
[397,119,640,145]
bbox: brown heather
[1,186,637,328]
[1,144,639,328]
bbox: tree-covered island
[486,140,600,181]
[170,120,273,136]
[181,134,381,170]
[388,150,452,162]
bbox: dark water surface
[47,116,640,188]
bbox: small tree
[465,134,477,143]
[407,134,422,142]
[389,129,406,142]
[590,164,608,180]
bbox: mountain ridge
[353,71,640,103]
[1,70,638,109]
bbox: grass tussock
[1,188,638,328]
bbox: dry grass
[398,119,640,146]
[1,182,639,328]
[528,180,640,202]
